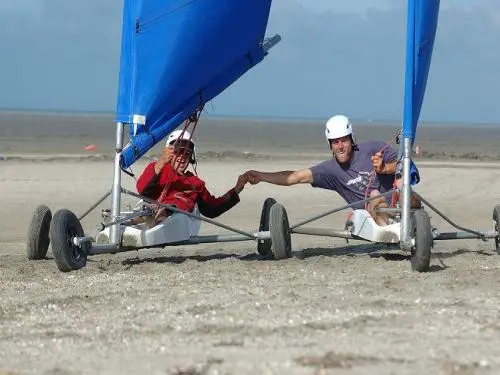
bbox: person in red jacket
[136,129,248,226]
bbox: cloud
[291,0,500,16]
[1,0,121,111]
[214,0,500,123]
[1,0,499,124]
[288,0,397,14]
[0,0,42,15]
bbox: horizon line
[0,107,498,127]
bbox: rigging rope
[363,129,402,210]
[154,104,205,215]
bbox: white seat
[347,209,400,243]
[97,204,202,247]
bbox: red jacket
[136,162,240,218]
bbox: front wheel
[410,209,433,272]
[50,209,87,272]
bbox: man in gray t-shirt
[244,115,420,226]
[309,140,397,210]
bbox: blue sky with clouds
[1,0,499,124]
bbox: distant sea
[1,110,499,162]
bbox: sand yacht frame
[26,0,500,273]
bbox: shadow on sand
[115,242,493,271]
[119,252,266,267]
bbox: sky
[1,0,499,124]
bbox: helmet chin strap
[350,135,359,151]
[192,160,198,176]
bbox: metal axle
[291,227,354,239]
[434,230,497,241]
[84,231,271,256]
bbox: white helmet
[324,115,354,143]
[166,129,196,164]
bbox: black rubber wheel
[269,203,292,260]
[492,205,500,254]
[257,197,277,256]
[27,205,52,260]
[410,209,433,272]
[50,209,87,272]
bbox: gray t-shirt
[310,141,397,209]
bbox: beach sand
[1,158,500,375]
[1,112,500,374]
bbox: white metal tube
[262,34,281,53]
[400,137,412,250]
[110,122,125,246]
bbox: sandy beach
[1,146,500,375]
[1,0,499,370]
[2,112,500,374]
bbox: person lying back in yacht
[136,129,248,226]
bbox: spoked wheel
[27,205,52,260]
[492,205,500,254]
[50,209,87,272]
[257,197,277,256]
[410,209,433,272]
[269,203,292,260]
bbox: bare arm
[247,169,313,186]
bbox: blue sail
[402,0,440,143]
[116,0,275,169]
[400,0,440,185]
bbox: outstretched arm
[245,169,313,186]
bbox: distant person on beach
[243,115,421,226]
[135,129,248,226]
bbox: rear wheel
[27,205,52,260]
[269,203,292,260]
[50,209,87,272]
[492,205,500,254]
[410,209,433,272]
[257,197,277,256]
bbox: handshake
[234,170,262,193]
